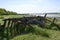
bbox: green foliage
[32,25,50,37]
[15,23,50,37]
[20,24,50,37]
[25,25,35,33]
[0,8,17,15]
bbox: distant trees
[0,8,17,15]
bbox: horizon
[0,0,60,13]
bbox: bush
[25,25,35,33]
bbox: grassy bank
[0,15,60,40]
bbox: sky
[0,0,60,13]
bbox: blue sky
[0,0,60,13]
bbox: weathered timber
[1,14,48,40]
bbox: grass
[0,15,60,40]
[11,29,60,40]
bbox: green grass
[11,29,60,40]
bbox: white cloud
[2,0,60,13]
[14,4,42,13]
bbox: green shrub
[25,25,35,33]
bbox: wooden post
[6,20,10,40]
[15,22,19,35]
[1,20,6,40]
[50,18,56,28]
[51,18,56,24]
[43,14,47,27]
[44,14,47,20]
[10,20,13,37]
[14,23,16,36]
[17,22,21,34]
[13,20,17,36]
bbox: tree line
[0,8,17,15]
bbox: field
[0,15,60,40]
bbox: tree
[0,8,17,15]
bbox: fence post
[10,20,13,37]
[50,18,56,28]
[6,20,10,40]
[51,18,56,24]
[1,20,6,40]
[44,14,47,20]
[43,14,47,27]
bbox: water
[30,13,60,19]
[32,13,60,18]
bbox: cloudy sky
[0,0,60,13]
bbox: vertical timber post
[44,14,47,21]
[6,20,10,40]
[10,20,13,37]
[1,20,6,40]
[51,18,56,24]
[43,14,47,27]
[50,18,56,28]
[13,19,17,36]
